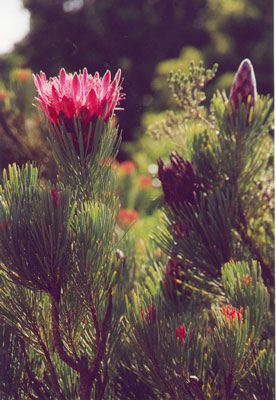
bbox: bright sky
[0,0,30,55]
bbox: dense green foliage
[0,59,274,399]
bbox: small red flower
[222,305,243,327]
[139,175,152,188]
[118,209,139,226]
[243,274,250,286]
[119,161,136,174]
[140,304,156,323]
[51,188,62,207]
[0,219,9,234]
[0,90,9,102]
[175,325,186,344]
[14,68,32,82]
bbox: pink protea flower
[33,68,124,124]
[33,68,124,153]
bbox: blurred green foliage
[0,0,272,154]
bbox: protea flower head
[228,58,257,113]
[33,68,124,124]
[158,152,202,208]
[33,68,124,153]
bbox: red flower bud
[175,325,186,344]
[222,305,243,328]
[51,188,62,207]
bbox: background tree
[0,0,272,156]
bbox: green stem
[30,309,65,400]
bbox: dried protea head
[158,152,202,208]
[228,58,257,114]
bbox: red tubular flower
[51,188,61,207]
[242,274,250,286]
[139,175,152,188]
[119,160,136,174]
[228,58,257,117]
[33,68,124,124]
[222,305,243,327]
[175,325,186,344]
[140,304,156,323]
[118,209,139,226]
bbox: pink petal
[59,68,67,91]
[72,73,81,98]
[51,85,60,103]
[61,95,75,118]
[47,105,59,124]
[86,87,99,112]
[40,71,47,84]
[34,74,43,92]
[82,68,88,87]
[114,68,121,84]
[101,70,111,97]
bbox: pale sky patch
[0,0,30,55]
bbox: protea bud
[228,58,257,116]
[158,152,202,209]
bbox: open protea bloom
[33,68,124,125]
[33,68,124,154]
